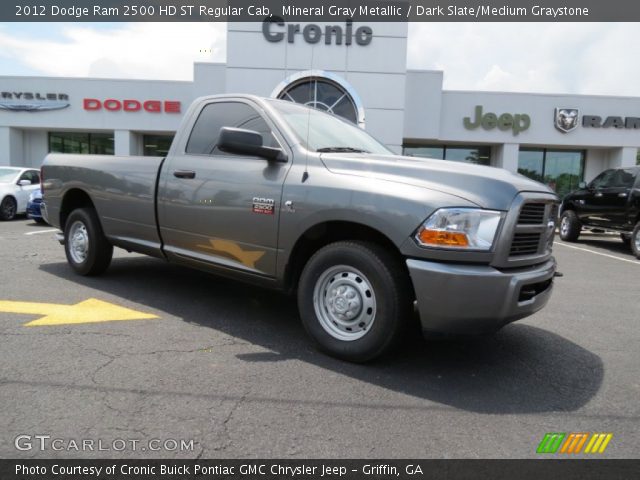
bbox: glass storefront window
[402,146,444,160]
[518,148,584,198]
[49,132,114,155]
[517,150,544,183]
[403,144,491,165]
[143,134,174,157]
[445,147,491,165]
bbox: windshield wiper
[316,147,369,153]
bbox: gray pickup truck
[41,94,559,362]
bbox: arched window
[272,71,364,127]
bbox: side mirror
[18,179,31,186]
[217,127,287,163]
[578,181,587,189]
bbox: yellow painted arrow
[0,298,159,327]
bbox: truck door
[603,168,637,228]
[580,169,615,227]
[157,100,291,278]
[590,169,636,229]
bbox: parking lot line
[556,242,639,265]
[24,229,58,236]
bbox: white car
[0,167,41,221]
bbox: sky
[0,22,637,96]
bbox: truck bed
[43,154,165,257]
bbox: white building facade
[1,21,638,197]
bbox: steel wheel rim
[69,220,89,264]
[560,216,570,236]
[312,265,377,341]
[2,199,16,218]
[635,232,640,251]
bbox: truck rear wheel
[631,222,640,260]
[297,241,412,362]
[559,210,581,242]
[64,208,113,276]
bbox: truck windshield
[269,100,392,155]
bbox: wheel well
[59,189,95,230]
[560,204,574,215]
[285,221,410,294]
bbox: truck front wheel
[64,208,113,276]
[559,210,581,242]
[297,241,412,362]
[631,222,640,259]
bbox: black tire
[620,233,631,247]
[0,196,17,221]
[631,222,640,260]
[297,241,413,362]
[559,210,581,242]
[64,207,113,276]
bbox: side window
[590,170,615,189]
[19,170,40,185]
[185,102,277,155]
[613,169,636,188]
[236,116,279,149]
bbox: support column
[0,127,24,166]
[493,143,520,172]
[114,130,138,156]
[608,146,637,169]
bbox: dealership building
[1,22,639,197]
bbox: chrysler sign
[0,92,70,112]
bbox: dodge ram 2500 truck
[41,94,559,362]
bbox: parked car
[42,94,559,362]
[26,188,46,223]
[0,167,41,221]
[559,166,640,259]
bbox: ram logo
[555,108,580,133]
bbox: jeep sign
[463,105,531,136]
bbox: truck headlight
[415,208,503,250]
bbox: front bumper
[407,257,556,335]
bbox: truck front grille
[517,203,546,224]
[508,201,557,260]
[510,233,542,256]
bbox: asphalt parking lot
[0,217,638,459]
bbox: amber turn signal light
[417,229,470,247]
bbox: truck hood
[320,153,556,210]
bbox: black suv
[559,166,640,258]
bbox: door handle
[173,170,196,179]
[594,192,603,197]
